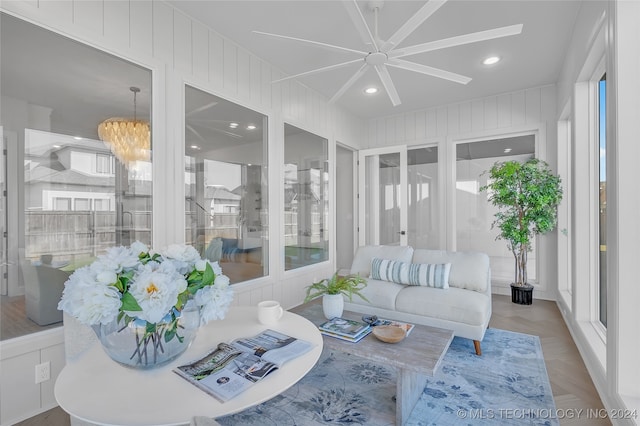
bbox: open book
[173,329,313,402]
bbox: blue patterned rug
[217,328,558,426]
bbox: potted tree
[481,158,563,304]
[304,272,368,319]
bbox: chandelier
[98,86,150,167]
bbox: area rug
[216,328,558,426]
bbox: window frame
[590,59,608,337]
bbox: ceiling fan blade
[380,0,448,52]
[253,31,367,56]
[189,122,242,140]
[186,101,219,117]
[342,0,379,51]
[272,59,364,84]
[390,24,524,58]
[374,64,401,106]
[387,59,471,84]
[186,124,207,143]
[328,63,369,104]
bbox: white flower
[214,274,230,289]
[127,265,186,323]
[95,270,118,285]
[130,241,148,257]
[58,243,233,329]
[162,244,200,263]
[57,266,121,325]
[160,243,199,273]
[194,284,234,324]
[195,259,208,272]
[210,261,223,276]
[98,246,140,273]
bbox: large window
[284,124,329,270]
[598,74,607,327]
[184,86,268,284]
[456,136,535,283]
[1,13,152,340]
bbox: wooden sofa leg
[473,340,482,356]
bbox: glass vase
[93,303,200,369]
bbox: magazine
[370,318,415,336]
[320,327,372,343]
[174,329,314,402]
[318,317,370,339]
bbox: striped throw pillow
[371,258,451,289]
[407,262,451,289]
[370,258,410,283]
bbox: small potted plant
[481,158,563,304]
[304,272,368,319]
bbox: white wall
[366,85,558,300]
[0,1,367,424]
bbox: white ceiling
[0,0,583,145]
[170,0,582,119]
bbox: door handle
[397,231,406,235]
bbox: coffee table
[291,301,454,425]
[54,307,323,426]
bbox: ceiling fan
[254,0,523,106]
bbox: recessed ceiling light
[53,144,61,148]
[190,145,200,150]
[229,122,239,128]
[246,125,256,130]
[483,56,501,65]
[504,148,512,153]
[73,136,83,140]
[364,87,378,94]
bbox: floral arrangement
[58,241,233,349]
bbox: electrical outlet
[35,361,50,384]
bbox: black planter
[510,283,534,305]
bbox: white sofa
[344,245,492,355]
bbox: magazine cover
[320,327,372,343]
[174,330,313,402]
[318,317,370,338]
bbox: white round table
[54,307,323,426]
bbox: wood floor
[16,294,609,426]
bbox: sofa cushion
[371,258,450,289]
[346,278,403,311]
[396,285,490,326]
[350,245,414,277]
[411,249,489,292]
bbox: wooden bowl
[372,325,406,343]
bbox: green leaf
[164,327,176,343]
[121,292,142,311]
[304,272,368,303]
[202,263,215,286]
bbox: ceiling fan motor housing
[365,52,388,65]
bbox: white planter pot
[322,294,344,319]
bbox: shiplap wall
[367,86,556,151]
[0,1,367,424]
[365,85,559,301]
